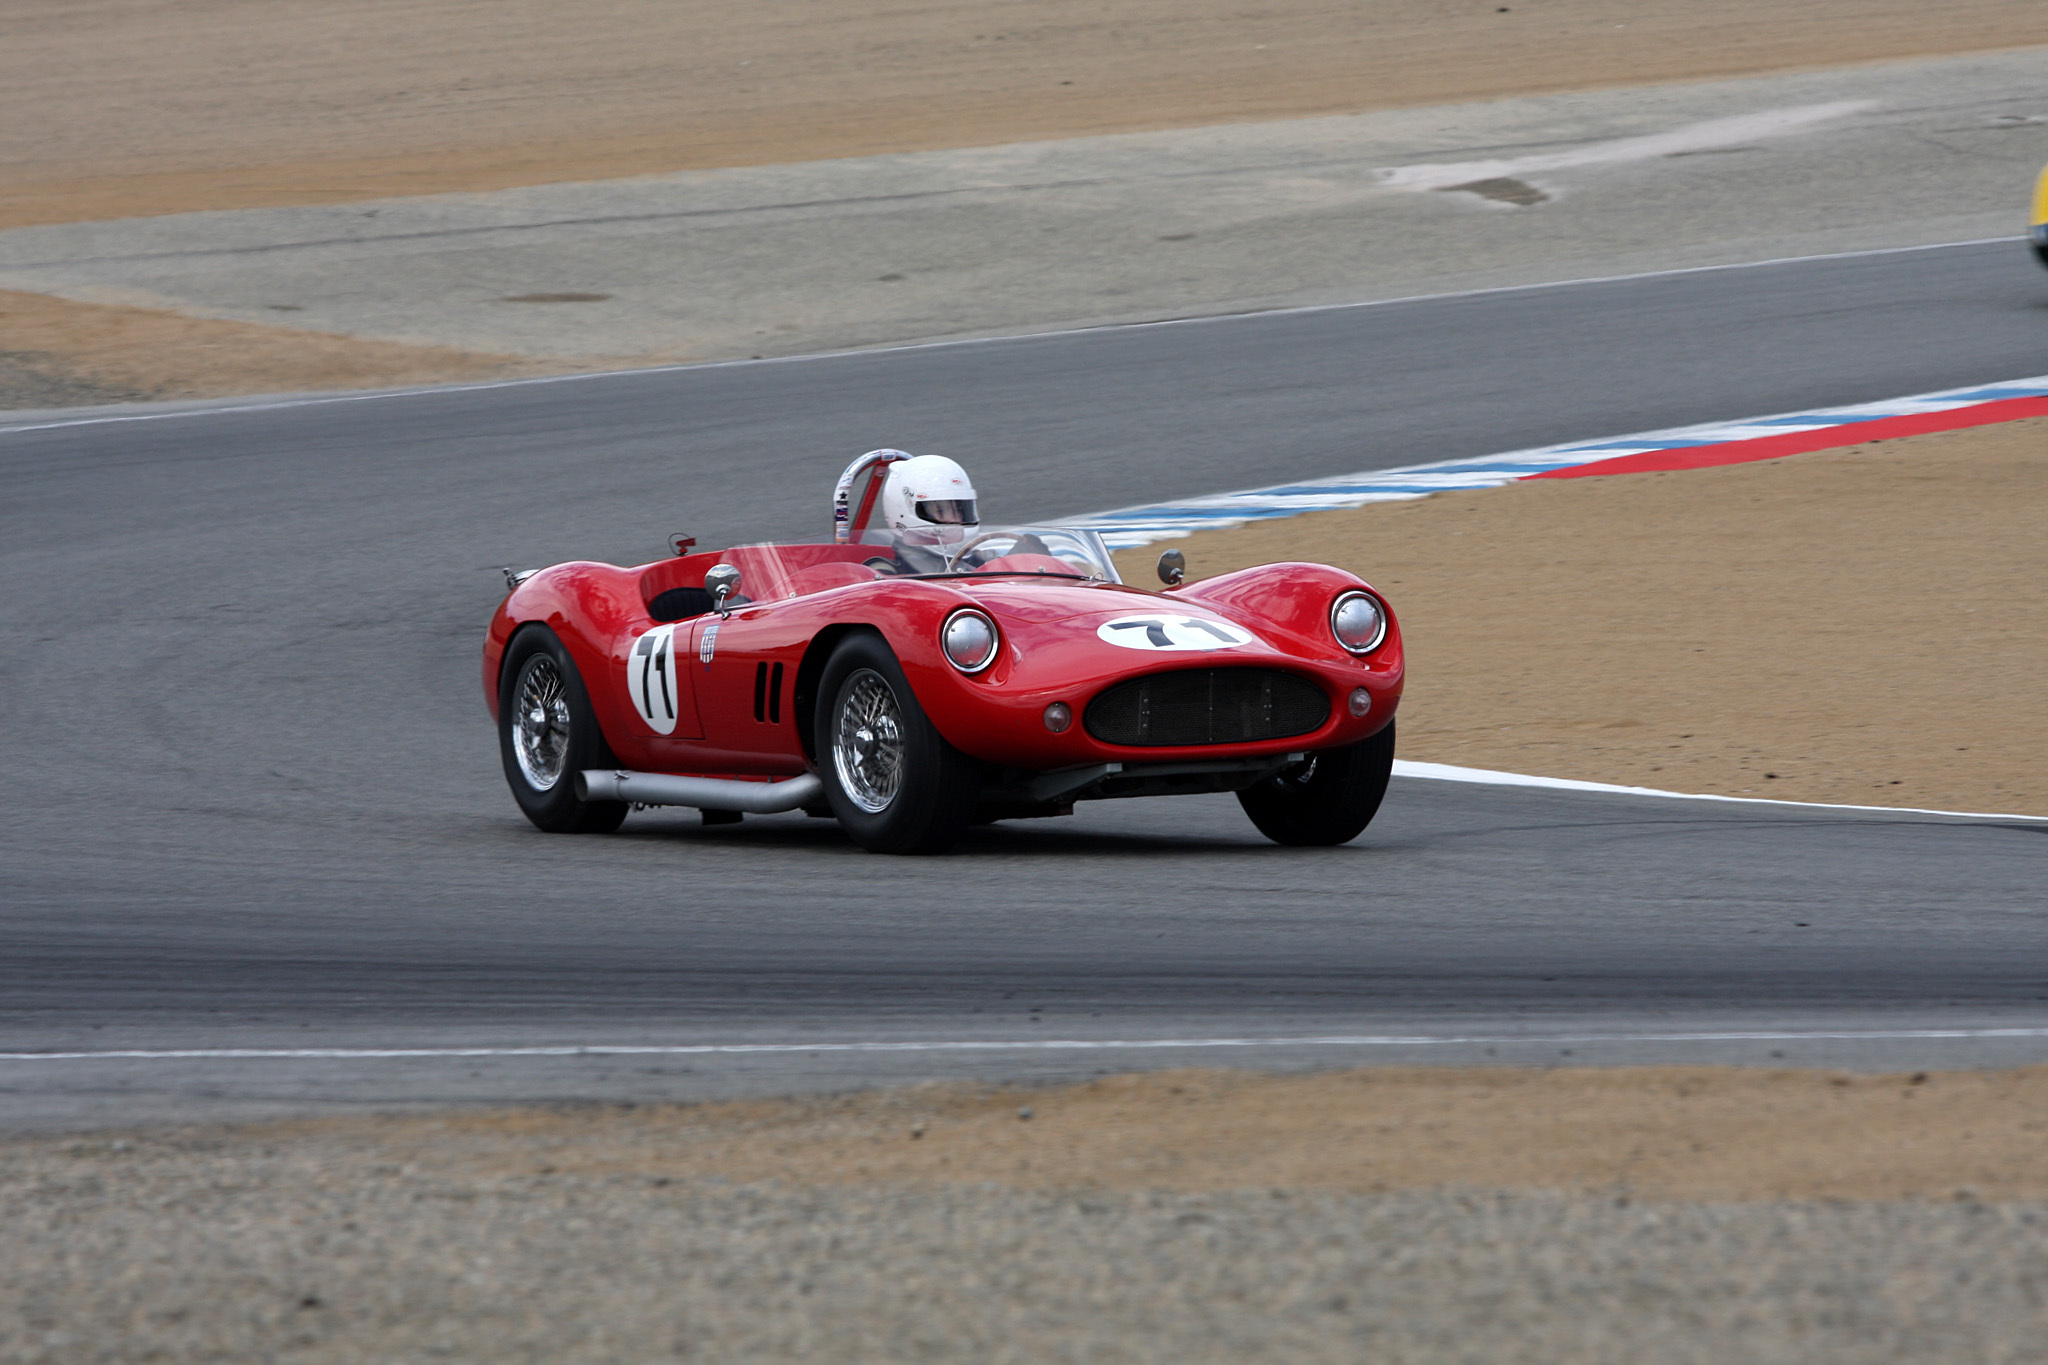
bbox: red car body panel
[484,544,1403,782]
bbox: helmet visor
[915,498,979,526]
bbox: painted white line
[7,1027,2048,1063]
[1391,760,2048,823]
[1382,102,1874,193]
[0,235,2014,436]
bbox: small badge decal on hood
[1096,614,1257,652]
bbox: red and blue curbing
[1075,375,2048,549]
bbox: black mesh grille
[1084,669,1330,747]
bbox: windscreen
[857,524,1121,582]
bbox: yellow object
[2033,165,2048,266]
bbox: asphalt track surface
[5,239,2048,1129]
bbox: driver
[868,454,981,574]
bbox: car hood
[950,581,1253,634]
[962,578,1186,624]
[958,577,1295,656]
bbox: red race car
[483,450,1404,853]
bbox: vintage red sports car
[483,454,1404,853]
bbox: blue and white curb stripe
[1069,374,2048,549]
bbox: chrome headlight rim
[1329,590,1388,655]
[940,607,1001,673]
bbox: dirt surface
[219,1063,2048,1203]
[8,1067,2048,1361]
[0,291,560,410]
[5,4,2041,405]
[1116,418,2048,815]
[5,1,2044,233]
[9,1181,2041,1365]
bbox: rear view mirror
[704,564,742,615]
[1156,549,1186,586]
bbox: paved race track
[4,240,2046,1129]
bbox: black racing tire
[497,625,630,834]
[814,632,978,854]
[1236,721,1396,847]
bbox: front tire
[1237,721,1395,846]
[497,626,629,833]
[815,633,977,854]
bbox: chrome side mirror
[704,563,741,615]
[1156,549,1185,587]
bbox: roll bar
[833,449,911,543]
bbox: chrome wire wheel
[511,654,573,791]
[833,669,906,813]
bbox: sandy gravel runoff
[226,1064,2048,1203]
[0,290,560,411]
[7,1065,2048,1362]
[1117,417,2048,815]
[4,6,2042,410]
[5,1,2044,232]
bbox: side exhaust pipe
[577,769,825,813]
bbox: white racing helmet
[878,454,979,554]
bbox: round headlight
[941,609,999,673]
[1330,591,1387,655]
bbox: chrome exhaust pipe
[577,769,825,813]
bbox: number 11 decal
[627,624,682,734]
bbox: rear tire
[498,626,630,834]
[1237,721,1395,847]
[815,633,977,854]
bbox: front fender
[890,566,1403,769]
[1180,562,1399,660]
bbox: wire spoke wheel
[814,633,976,853]
[496,626,627,834]
[511,654,573,791]
[832,669,907,813]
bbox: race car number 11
[628,624,682,734]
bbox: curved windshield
[858,524,1121,582]
[697,526,1122,608]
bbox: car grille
[1084,668,1330,747]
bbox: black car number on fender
[628,625,682,734]
[1096,614,1257,652]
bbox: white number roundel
[1095,614,1258,652]
[626,624,683,734]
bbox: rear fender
[484,562,645,754]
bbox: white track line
[1392,760,2048,822]
[7,1027,2048,1063]
[0,235,2013,436]
[1381,101,1874,193]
